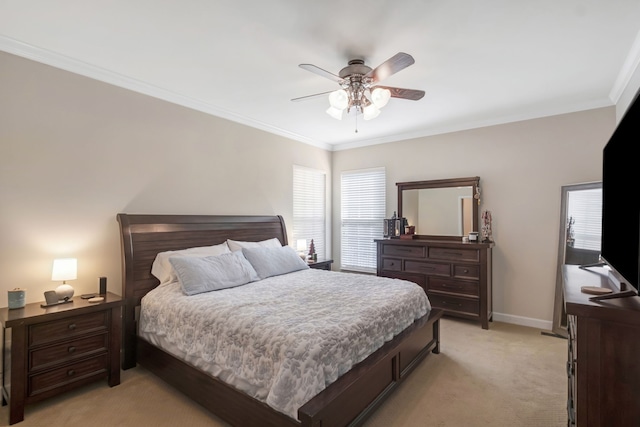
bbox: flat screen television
[598,88,640,298]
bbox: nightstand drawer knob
[67,369,75,376]
[68,323,76,330]
[68,346,76,353]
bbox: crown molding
[0,35,332,151]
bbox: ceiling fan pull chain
[355,112,358,133]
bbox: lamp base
[40,299,74,308]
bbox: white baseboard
[492,312,552,331]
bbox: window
[341,168,386,272]
[567,187,602,251]
[293,166,326,260]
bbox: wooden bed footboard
[117,213,443,427]
[136,309,441,427]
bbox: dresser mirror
[397,176,480,239]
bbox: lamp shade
[326,106,344,120]
[363,104,381,120]
[328,89,349,110]
[297,239,307,251]
[51,258,77,282]
[371,87,391,108]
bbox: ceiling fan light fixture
[326,106,344,120]
[328,89,349,110]
[363,104,380,120]
[371,87,391,108]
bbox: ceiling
[2,1,640,151]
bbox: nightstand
[308,259,333,271]
[1,292,122,425]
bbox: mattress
[139,268,430,419]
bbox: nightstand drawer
[30,333,108,371]
[429,247,479,262]
[29,311,108,346]
[453,264,480,280]
[28,354,108,397]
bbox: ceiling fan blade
[291,90,334,102]
[366,52,415,83]
[299,64,343,83]
[375,86,425,101]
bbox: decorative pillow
[151,242,231,285]
[227,237,282,252]
[242,245,309,280]
[169,251,260,296]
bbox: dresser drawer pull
[67,369,76,377]
[68,346,76,353]
[396,248,412,252]
[461,268,469,273]
[68,323,77,330]
[442,301,463,307]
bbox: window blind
[567,188,602,251]
[341,168,386,272]
[293,166,326,259]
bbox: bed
[117,213,442,427]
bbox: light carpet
[0,318,567,426]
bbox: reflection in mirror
[550,182,602,338]
[397,177,480,239]
[403,187,474,236]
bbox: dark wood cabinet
[308,259,333,271]
[376,239,493,329]
[563,265,640,426]
[1,293,122,424]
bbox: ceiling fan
[292,52,425,122]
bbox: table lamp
[52,258,77,301]
[297,239,307,260]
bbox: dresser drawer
[383,244,425,258]
[29,333,108,371]
[429,247,479,262]
[429,277,479,297]
[453,264,480,280]
[28,353,109,397]
[405,260,450,276]
[382,258,402,271]
[29,311,108,347]
[428,293,479,316]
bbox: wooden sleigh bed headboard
[116,213,288,369]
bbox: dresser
[563,265,640,426]
[376,238,493,329]
[1,293,122,424]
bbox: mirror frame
[397,176,480,240]
[551,181,602,338]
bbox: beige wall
[0,49,627,327]
[0,52,331,306]
[332,108,615,326]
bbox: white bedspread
[139,268,430,419]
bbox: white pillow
[242,246,309,280]
[169,251,259,295]
[226,237,282,252]
[151,242,230,285]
